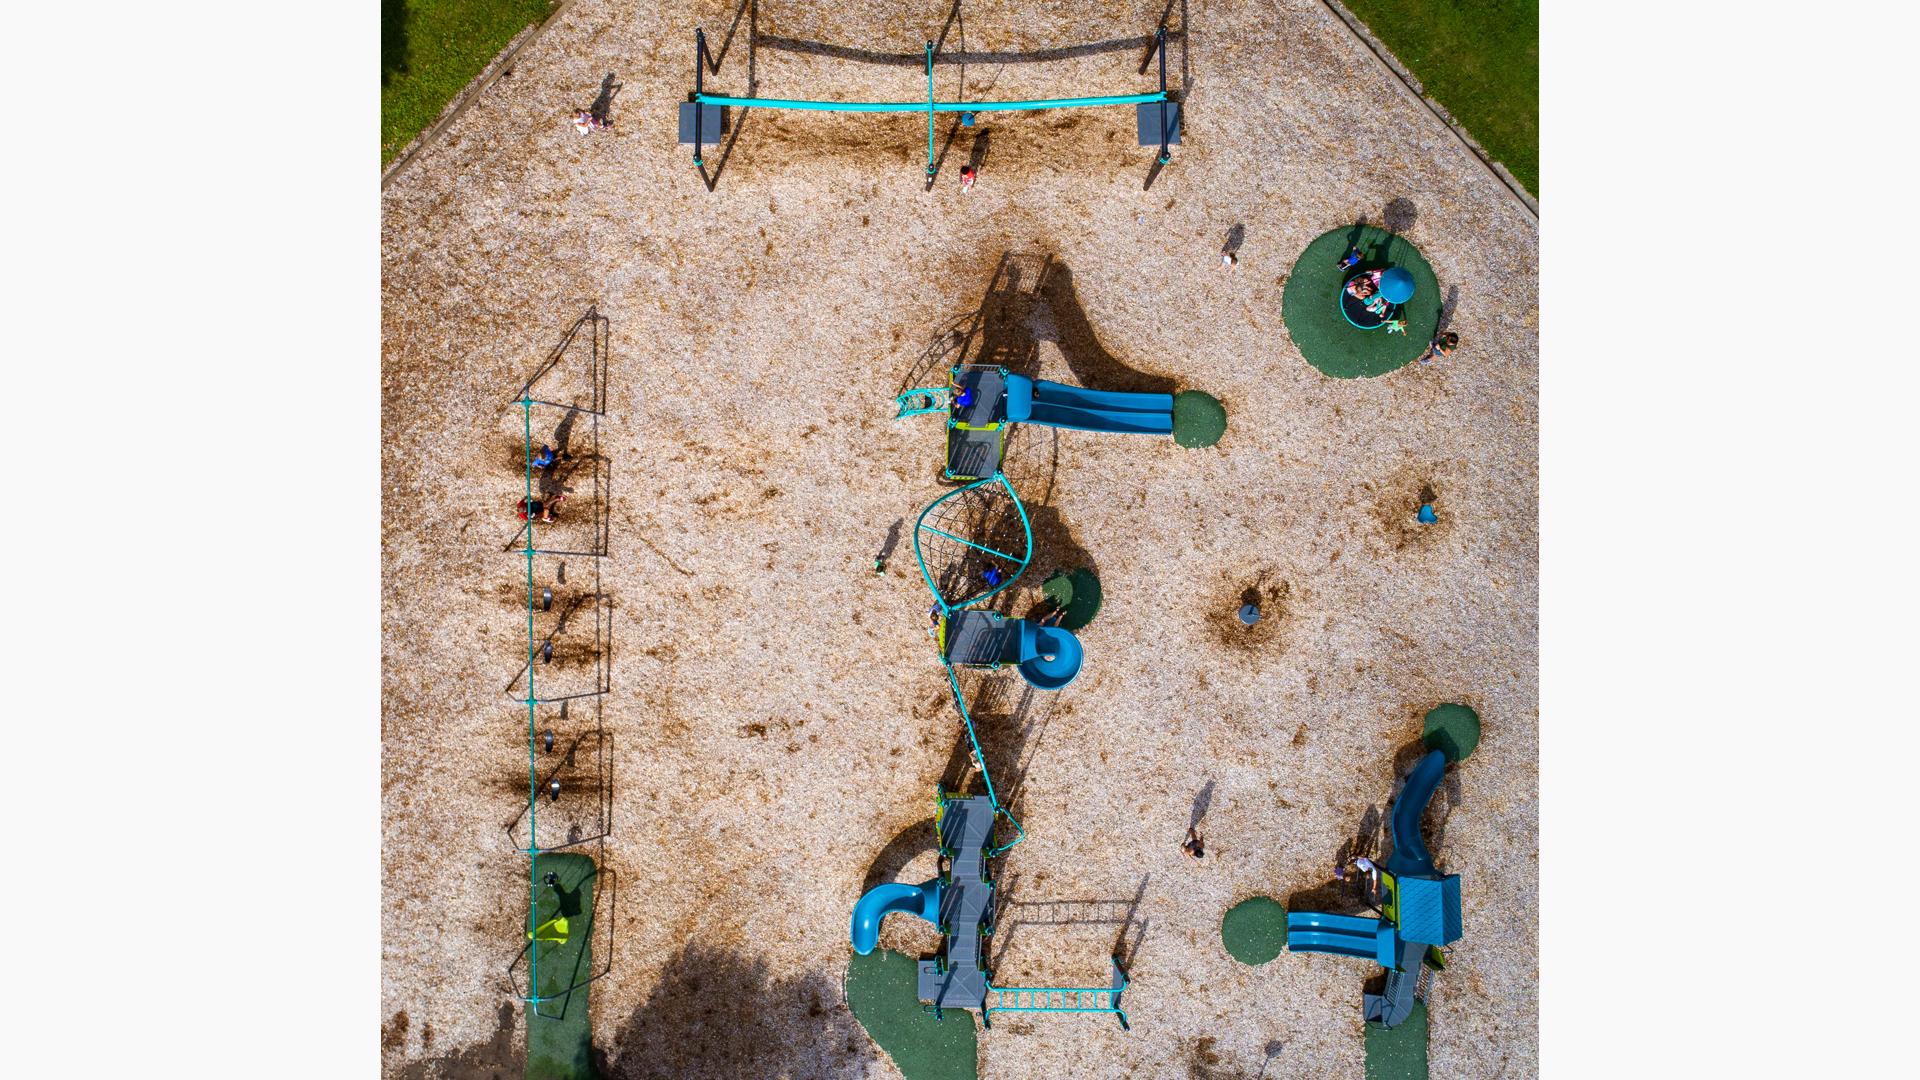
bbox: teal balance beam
[692,92,1166,113]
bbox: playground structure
[898,364,1176,482]
[502,307,617,1026]
[1286,749,1464,1028]
[845,349,1187,1031]
[1341,265,1417,333]
[678,22,1181,182]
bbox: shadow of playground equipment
[897,252,1178,405]
[596,944,874,1078]
[393,1001,521,1078]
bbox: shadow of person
[1188,779,1215,830]
[1436,283,1459,333]
[1222,224,1245,257]
[967,129,992,174]
[590,73,623,126]
[1384,197,1417,235]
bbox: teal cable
[694,92,1163,113]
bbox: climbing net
[913,474,1033,614]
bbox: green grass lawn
[382,0,557,166]
[1340,0,1538,197]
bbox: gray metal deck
[945,426,1003,480]
[951,367,1006,427]
[917,795,998,1011]
[943,611,1022,667]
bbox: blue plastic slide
[1017,619,1084,690]
[851,879,944,955]
[1385,750,1446,879]
[1005,375,1173,436]
[1284,911,1398,968]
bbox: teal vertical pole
[925,41,936,179]
[522,396,538,1006]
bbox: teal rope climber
[940,656,1025,857]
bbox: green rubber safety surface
[527,852,597,1080]
[1172,390,1227,448]
[1221,896,1289,965]
[1281,227,1442,378]
[1422,703,1481,764]
[846,949,978,1080]
[1041,569,1102,629]
[1365,1000,1430,1080]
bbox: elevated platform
[917,795,997,1012]
[943,610,1023,667]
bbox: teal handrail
[694,91,1165,113]
[940,657,1025,857]
[924,42,935,178]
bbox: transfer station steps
[917,795,996,1011]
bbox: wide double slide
[1284,911,1397,966]
[1005,374,1174,436]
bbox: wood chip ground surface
[381,2,1538,1077]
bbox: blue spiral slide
[850,879,944,955]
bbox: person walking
[547,779,562,803]
[1336,246,1363,271]
[1181,826,1206,860]
[1418,331,1459,365]
[518,494,566,523]
[959,165,976,193]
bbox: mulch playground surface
[380,2,1539,1078]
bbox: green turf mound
[1172,390,1227,448]
[846,949,977,1080]
[527,852,597,1080]
[1422,703,1481,763]
[1365,1000,1429,1079]
[1221,896,1288,965]
[1281,227,1442,378]
[1041,569,1102,631]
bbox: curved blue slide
[1385,749,1446,879]
[850,879,944,955]
[1017,619,1083,690]
[1285,911,1398,968]
[1005,375,1173,436]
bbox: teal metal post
[925,42,936,179]
[521,395,540,1006]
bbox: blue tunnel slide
[850,878,943,955]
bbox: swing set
[678,23,1182,181]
